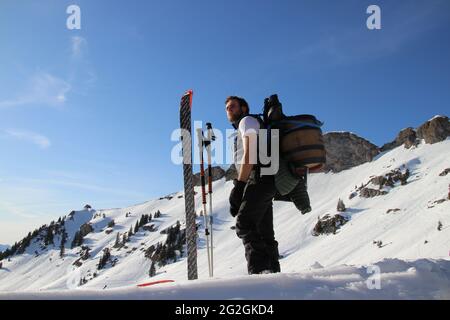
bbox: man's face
[225,99,244,123]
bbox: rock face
[360,188,388,198]
[312,214,349,236]
[381,127,418,151]
[382,116,449,152]
[193,166,226,186]
[79,223,94,237]
[323,132,379,173]
[369,168,410,188]
[416,116,450,144]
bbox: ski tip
[183,89,194,109]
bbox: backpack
[252,94,326,178]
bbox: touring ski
[179,90,198,280]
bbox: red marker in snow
[137,280,175,287]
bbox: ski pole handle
[206,122,216,141]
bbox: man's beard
[229,111,243,123]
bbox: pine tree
[81,246,90,260]
[44,227,54,246]
[159,245,168,266]
[134,221,139,234]
[438,221,443,231]
[59,245,65,258]
[149,261,156,277]
[129,226,133,237]
[71,231,83,248]
[114,232,120,247]
[98,248,111,270]
[142,214,149,227]
[59,231,67,258]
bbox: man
[225,96,281,275]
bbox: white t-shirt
[235,116,260,167]
[238,116,260,138]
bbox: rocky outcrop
[369,168,410,188]
[416,116,450,144]
[380,127,418,151]
[193,166,226,186]
[79,223,93,237]
[312,214,349,236]
[381,116,449,152]
[360,188,388,198]
[323,132,379,173]
[355,167,410,199]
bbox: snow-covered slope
[2,259,449,300]
[0,139,449,299]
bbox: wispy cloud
[2,129,51,149]
[0,36,94,109]
[15,177,146,199]
[68,36,97,93]
[0,71,71,109]
[71,35,88,59]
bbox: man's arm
[238,135,255,182]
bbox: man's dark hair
[225,96,249,114]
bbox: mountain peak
[381,115,449,152]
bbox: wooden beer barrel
[279,115,326,175]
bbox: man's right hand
[229,179,246,217]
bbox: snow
[1,259,449,299]
[0,245,10,252]
[0,139,449,299]
[428,115,448,122]
[324,131,357,135]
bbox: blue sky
[0,0,449,245]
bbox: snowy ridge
[0,139,449,299]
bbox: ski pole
[196,128,212,277]
[205,122,216,277]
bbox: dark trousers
[235,174,280,274]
